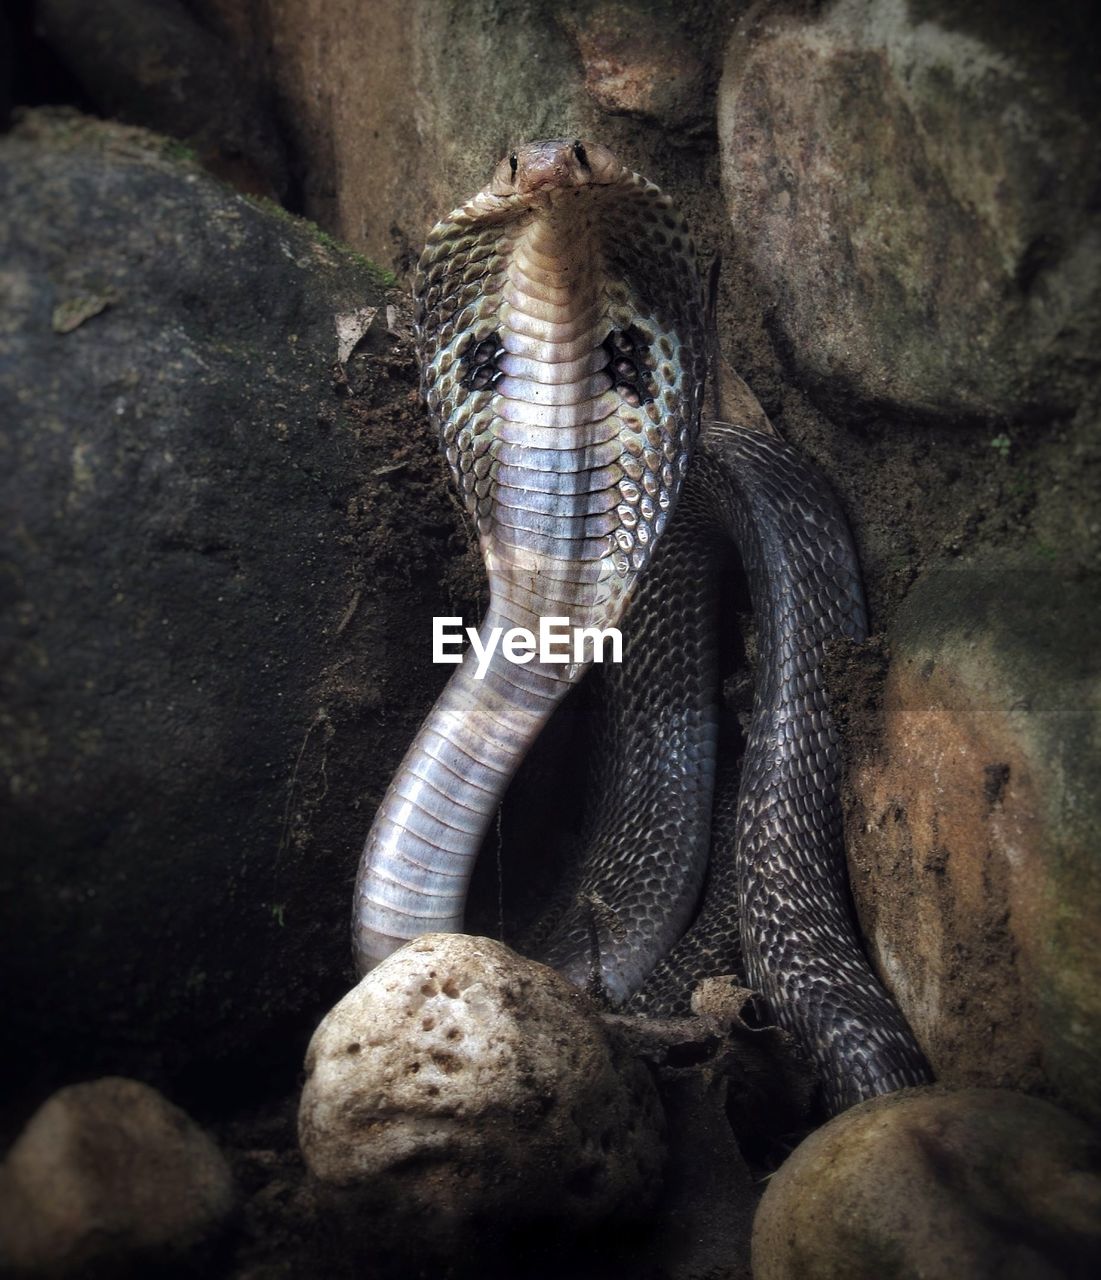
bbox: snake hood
[413,137,709,653]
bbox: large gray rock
[299,934,666,1241]
[36,0,287,196]
[848,565,1101,1122]
[752,1087,1101,1280]
[0,1077,235,1278]
[0,110,469,1091]
[719,0,1101,420]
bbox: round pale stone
[0,1077,235,1277]
[298,933,665,1230]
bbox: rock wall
[214,0,1101,1123]
[3,0,1099,1138]
[848,569,1101,1122]
[720,0,1101,420]
[0,110,476,1096]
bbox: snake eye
[509,153,518,180]
[572,140,589,169]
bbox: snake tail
[709,425,931,1113]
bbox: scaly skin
[353,139,706,975]
[352,139,932,1114]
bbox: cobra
[353,139,931,1114]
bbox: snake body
[353,139,931,1113]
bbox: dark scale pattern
[614,424,932,1114]
[461,331,506,391]
[378,141,928,1117]
[716,426,931,1114]
[414,222,515,525]
[527,483,723,1001]
[604,325,658,407]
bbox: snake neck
[480,203,625,666]
[352,607,570,975]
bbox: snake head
[489,138,623,199]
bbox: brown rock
[848,566,1101,1121]
[556,0,719,134]
[208,1,730,271]
[719,0,1101,420]
[0,1077,235,1278]
[752,1087,1101,1280]
[178,1,777,430]
[0,111,455,1094]
[241,0,586,268]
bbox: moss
[51,292,117,334]
[162,138,199,165]
[244,195,398,286]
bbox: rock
[173,2,783,433]
[258,0,587,264]
[752,1087,1101,1280]
[719,0,1101,420]
[848,566,1101,1122]
[556,0,720,135]
[207,1,731,269]
[0,1077,235,1277]
[0,4,11,130]
[36,0,287,197]
[298,934,665,1242]
[0,110,471,1093]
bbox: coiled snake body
[353,139,931,1114]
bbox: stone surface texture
[752,1086,1101,1280]
[848,567,1101,1124]
[299,934,666,1231]
[184,0,778,436]
[0,1077,235,1277]
[198,1,732,266]
[0,110,471,1091]
[719,0,1101,420]
[36,0,287,196]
